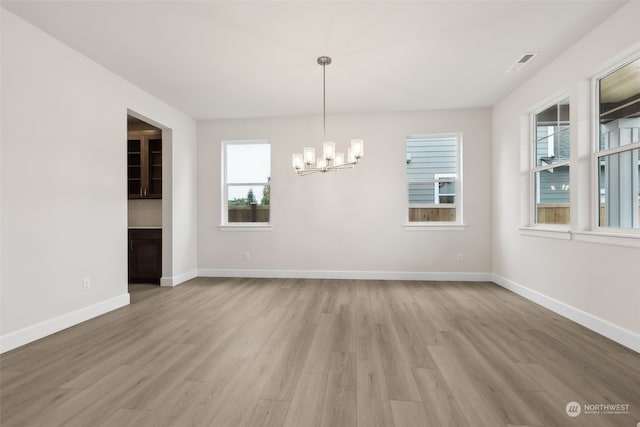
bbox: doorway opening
[127,114,163,285]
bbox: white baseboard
[492,274,639,354]
[198,268,492,282]
[0,293,130,354]
[160,269,198,287]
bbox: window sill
[519,226,571,240]
[519,226,640,247]
[572,230,640,248]
[218,224,272,232]
[403,223,466,231]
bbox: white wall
[198,109,492,278]
[492,1,640,350]
[0,10,198,351]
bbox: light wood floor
[1,278,639,427]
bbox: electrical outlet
[456,253,463,263]
[83,278,91,290]
[244,251,250,261]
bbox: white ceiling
[3,1,627,120]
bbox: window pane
[227,184,270,223]
[535,165,570,225]
[407,181,456,205]
[226,143,270,183]
[438,181,455,195]
[599,57,640,151]
[406,135,460,222]
[408,182,435,204]
[535,99,569,166]
[406,137,457,179]
[408,207,456,222]
[598,149,639,228]
[599,121,640,151]
[439,195,455,204]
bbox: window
[406,134,461,223]
[596,56,640,229]
[532,98,570,225]
[222,141,271,225]
[434,173,456,204]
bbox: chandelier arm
[331,162,356,170]
[297,168,321,176]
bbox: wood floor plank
[282,373,328,427]
[241,306,288,358]
[390,400,428,427]
[261,289,322,400]
[431,331,543,426]
[428,340,517,426]
[319,352,356,427]
[412,367,469,427]
[355,295,395,427]
[332,304,356,353]
[389,305,437,369]
[165,356,252,427]
[516,390,582,427]
[27,364,147,427]
[0,384,81,426]
[209,338,288,427]
[372,321,421,402]
[1,279,638,427]
[98,408,151,427]
[134,380,212,427]
[302,313,339,374]
[120,344,200,410]
[261,325,317,400]
[246,399,290,427]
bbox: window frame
[592,54,640,234]
[220,139,272,229]
[530,96,571,228]
[404,133,464,229]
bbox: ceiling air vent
[507,52,538,72]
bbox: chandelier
[292,56,364,175]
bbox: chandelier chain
[323,60,326,139]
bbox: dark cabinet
[128,229,162,284]
[128,130,162,199]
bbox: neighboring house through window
[406,134,462,223]
[596,55,640,229]
[532,98,570,225]
[222,140,271,224]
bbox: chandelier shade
[292,56,364,175]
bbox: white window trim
[218,224,273,231]
[405,133,464,230]
[404,223,467,231]
[220,139,272,228]
[518,227,640,247]
[590,53,640,235]
[529,96,571,231]
[519,226,571,240]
